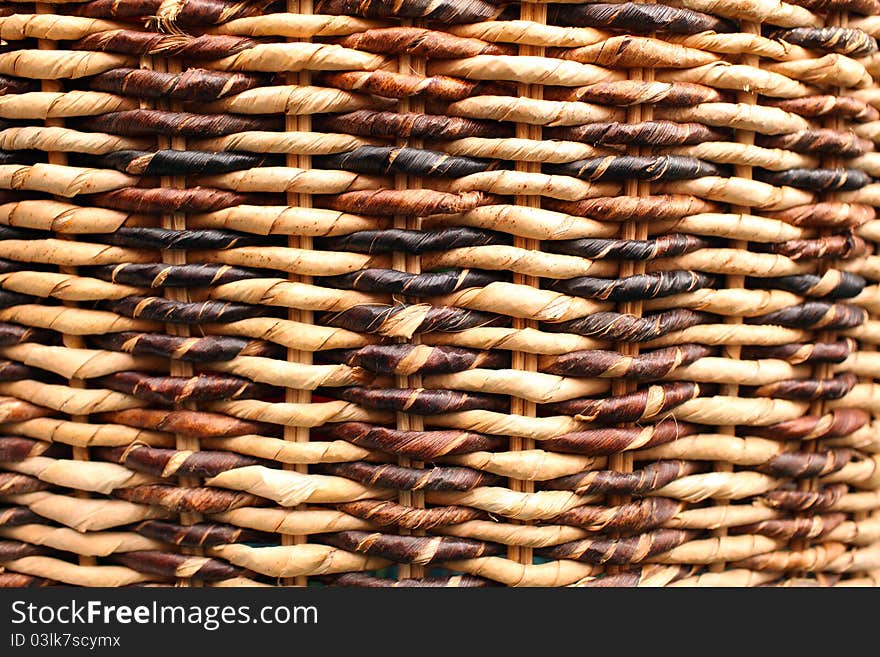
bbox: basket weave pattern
[0,0,879,587]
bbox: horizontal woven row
[0,0,880,587]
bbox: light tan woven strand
[506,0,548,568]
[284,0,314,588]
[34,1,94,570]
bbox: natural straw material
[0,0,879,588]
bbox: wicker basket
[0,0,878,588]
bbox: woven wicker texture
[0,0,879,588]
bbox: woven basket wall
[0,0,879,588]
